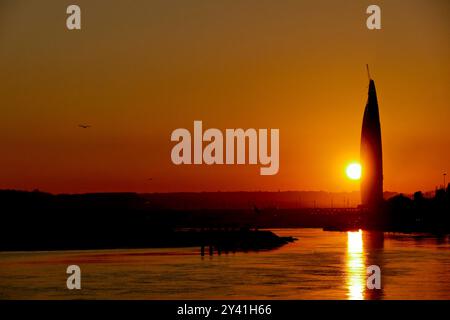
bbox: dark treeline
[0,190,183,251]
[366,185,450,233]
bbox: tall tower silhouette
[360,74,383,207]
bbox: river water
[0,229,449,299]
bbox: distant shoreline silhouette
[0,187,448,251]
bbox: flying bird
[78,124,91,129]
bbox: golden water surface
[0,229,449,299]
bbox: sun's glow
[346,163,362,180]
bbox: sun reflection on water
[347,230,365,300]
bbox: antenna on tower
[366,64,371,80]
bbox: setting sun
[346,163,362,180]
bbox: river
[0,229,449,299]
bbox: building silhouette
[360,77,383,208]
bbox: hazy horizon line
[0,188,411,196]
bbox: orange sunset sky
[0,0,449,194]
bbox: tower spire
[366,64,371,80]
